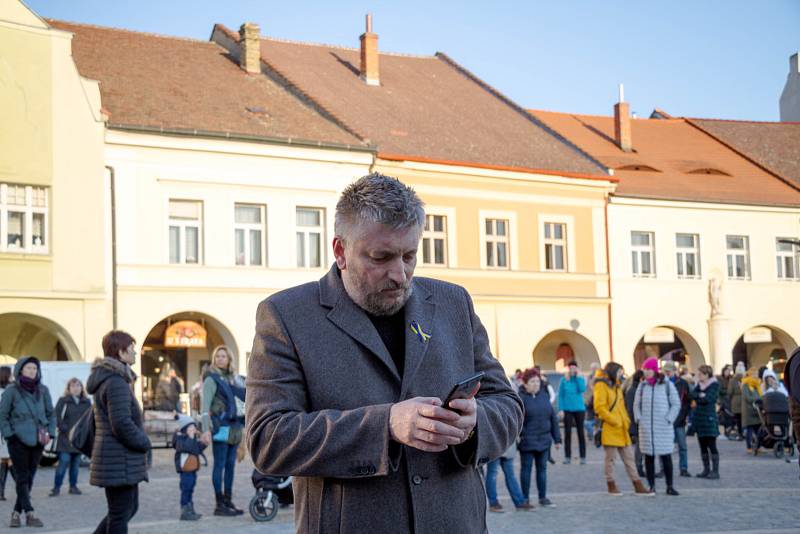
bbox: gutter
[604,194,614,362]
[107,123,376,154]
[378,152,618,183]
[105,165,117,329]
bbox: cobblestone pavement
[1,433,797,533]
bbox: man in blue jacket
[557,361,586,465]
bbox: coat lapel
[400,281,435,399]
[320,266,401,383]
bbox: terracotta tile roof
[528,109,800,207]
[211,25,607,178]
[688,118,800,190]
[47,19,366,148]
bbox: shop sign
[165,320,207,348]
[743,327,772,344]
[644,327,674,344]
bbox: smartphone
[442,371,485,410]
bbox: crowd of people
[0,332,247,531]
[0,339,797,526]
[485,352,800,510]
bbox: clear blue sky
[25,0,800,121]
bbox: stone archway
[0,313,81,362]
[633,325,705,371]
[140,311,238,412]
[731,325,797,375]
[532,330,601,371]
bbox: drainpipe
[105,165,118,329]
[604,193,614,362]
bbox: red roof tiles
[529,110,800,207]
[48,19,365,148]
[211,24,607,177]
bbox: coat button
[411,475,422,485]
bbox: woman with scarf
[201,345,245,516]
[593,362,650,496]
[50,378,92,496]
[690,365,720,479]
[0,357,55,527]
[741,367,762,454]
[634,357,680,496]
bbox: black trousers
[644,454,673,489]
[699,435,719,455]
[563,410,586,459]
[93,484,139,534]
[7,436,43,513]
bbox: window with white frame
[776,238,799,281]
[0,183,48,254]
[421,214,448,266]
[484,218,509,269]
[631,231,655,277]
[296,207,324,268]
[168,200,202,264]
[543,221,567,271]
[234,204,265,266]
[676,233,700,278]
[726,235,750,280]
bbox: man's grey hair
[334,173,425,240]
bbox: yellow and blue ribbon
[410,321,431,343]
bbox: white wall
[105,131,373,377]
[609,197,800,372]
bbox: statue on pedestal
[708,277,723,317]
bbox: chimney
[359,14,379,86]
[614,84,632,152]
[780,52,800,122]
[239,22,261,74]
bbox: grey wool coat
[246,265,523,534]
[634,378,680,456]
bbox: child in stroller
[753,389,796,460]
[249,469,293,522]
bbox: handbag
[594,387,620,448]
[19,390,49,446]
[180,453,200,473]
[212,425,230,443]
[68,405,96,457]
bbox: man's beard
[344,269,412,316]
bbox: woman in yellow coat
[594,362,650,496]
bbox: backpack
[68,405,95,457]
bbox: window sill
[0,252,51,261]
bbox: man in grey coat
[246,173,523,534]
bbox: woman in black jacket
[50,378,91,496]
[624,370,645,477]
[87,330,151,534]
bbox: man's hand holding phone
[389,398,466,452]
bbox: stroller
[753,391,796,460]
[717,402,739,440]
[249,470,293,522]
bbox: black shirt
[367,309,406,379]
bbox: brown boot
[633,479,654,497]
[607,480,622,496]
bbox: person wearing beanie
[728,363,745,440]
[662,361,692,477]
[173,415,209,521]
[690,365,721,479]
[634,357,681,496]
[558,361,587,465]
[593,362,650,497]
[741,368,762,454]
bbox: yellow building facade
[0,3,110,364]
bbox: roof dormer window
[687,168,731,176]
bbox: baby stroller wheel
[774,442,785,459]
[249,490,279,522]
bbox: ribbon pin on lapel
[410,321,431,343]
